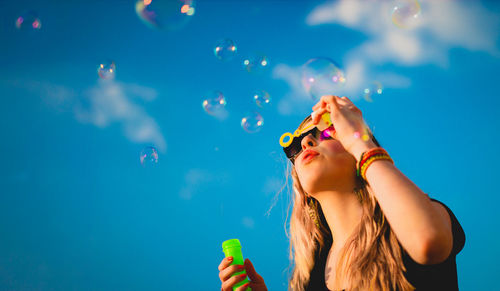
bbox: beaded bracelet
[356,147,394,181]
[356,148,387,177]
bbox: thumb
[244,258,263,282]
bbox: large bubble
[241,111,264,133]
[214,39,237,61]
[392,0,421,29]
[135,0,195,30]
[302,57,346,101]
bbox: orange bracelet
[357,147,394,181]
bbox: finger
[236,282,251,291]
[244,258,260,282]
[311,107,328,124]
[223,272,248,290]
[218,256,233,272]
[312,100,326,111]
[320,95,340,111]
[220,264,245,282]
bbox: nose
[301,133,317,150]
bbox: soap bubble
[135,0,195,30]
[241,111,264,133]
[15,11,42,30]
[253,90,271,108]
[392,0,421,29]
[243,53,269,73]
[363,81,383,102]
[214,39,237,61]
[202,90,226,116]
[302,57,346,101]
[97,61,116,80]
[140,146,159,167]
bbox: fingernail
[240,273,247,278]
[228,257,233,262]
[238,265,245,269]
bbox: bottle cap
[222,238,241,251]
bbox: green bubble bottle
[222,239,251,291]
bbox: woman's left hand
[311,95,376,159]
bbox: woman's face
[294,120,357,195]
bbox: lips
[301,149,319,163]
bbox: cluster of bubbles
[391,0,421,28]
[140,146,159,167]
[15,11,41,30]
[135,0,195,30]
[239,90,270,133]
[15,1,389,167]
[205,37,271,133]
[301,57,346,102]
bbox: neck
[314,187,363,246]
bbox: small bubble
[15,11,42,31]
[214,39,237,61]
[202,90,227,116]
[241,111,264,133]
[253,90,271,108]
[363,81,383,102]
[135,0,195,30]
[140,146,159,167]
[243,53,269,73]
[98,61,116,80]
[392,0,421,29]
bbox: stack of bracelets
[356,147,394,181]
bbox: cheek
[323,139,347,154]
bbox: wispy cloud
[75,80,166,152]
[179,168,230,200]
[7,79,166,152]
[274,0,499,115]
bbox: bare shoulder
[431,200,452,229]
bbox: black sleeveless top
[305,199,466,291]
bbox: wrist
[349,140,378,162]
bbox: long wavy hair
[284,116,415,291]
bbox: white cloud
[307,0,500,64]
[272,59,410,115]
[7,79,167,152]
[75,80,166,152]
[275,0,498,115]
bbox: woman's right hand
[218,257,268,291]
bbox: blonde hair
[284,116,415,291]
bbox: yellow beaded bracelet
[360,154,393,180]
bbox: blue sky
[1,0,499,290]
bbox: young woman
[218,95,465,291]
